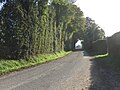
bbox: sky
[75,0,120,36]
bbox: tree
[0,0,85,59]
[84,17,105,50]
[65,5,85,50]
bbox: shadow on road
[83,51,90,56]
[88,56,120,90]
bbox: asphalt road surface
[0,51,95,90]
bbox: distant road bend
[0,51,96,90]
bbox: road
[0,51,92,90]
[1,51,120,90]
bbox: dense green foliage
[0,0,85,59]
[92,40,107,55]
[84,17,105,50]
[64,5,85,50]
[107,32,120,60]
[0,51,71,74]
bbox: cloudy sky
[75,0,120,36]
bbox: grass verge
[95,53,108,58]
[95,53,120,69]
[0,51,71,75]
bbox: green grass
[0,51,71,75]
[95,53,108,58]
[95,53,120,69]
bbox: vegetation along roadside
[95,53,120,70]
[0,51,71,76]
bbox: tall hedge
[107,32,120,60]
[92,40,107,55]
[0,0,85,59]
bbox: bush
[92,40,107,55]
[107,32,120,60]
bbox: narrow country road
[0,51,120,90]
[0,51,92,90]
